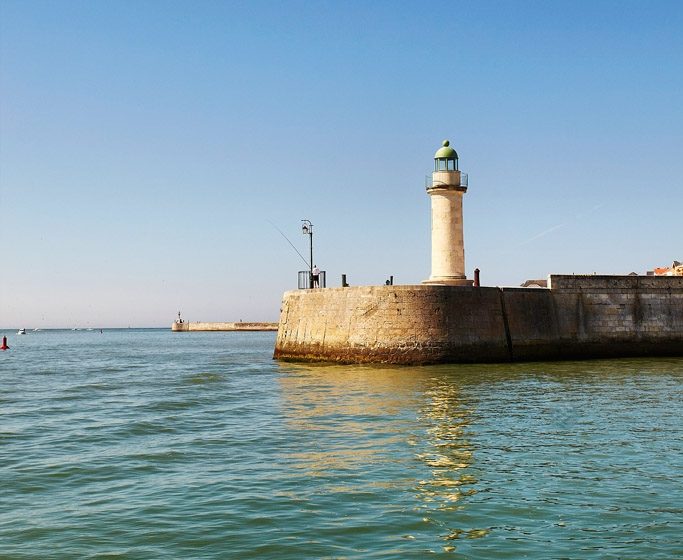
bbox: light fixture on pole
[301,219,313,288]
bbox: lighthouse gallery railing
[425,172,468,189]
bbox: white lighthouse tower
[423,139,473,286]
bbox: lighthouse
[423,139,473,286]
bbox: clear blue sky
[1,0,681,328]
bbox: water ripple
[1,331,682,558]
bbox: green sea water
[1,329,682,559]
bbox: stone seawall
[273,276,683,364]
[172,322,278,332]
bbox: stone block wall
[274,286,508,364]
[542,275,683,359]
[274,276,683,364]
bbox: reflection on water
[277,363,493,552]
[277,363,425,478]
[275,358,683,557]
[414,377,489,549]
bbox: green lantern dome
[434,139,458,160]
[433,139,459,171]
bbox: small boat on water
[17,328,26,335]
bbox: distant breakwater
[172,322,278,332]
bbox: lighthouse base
[422,277,474,286]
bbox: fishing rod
[268,220,310,268]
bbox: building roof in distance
[521,279,548,288]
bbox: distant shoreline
[0,326,278,331]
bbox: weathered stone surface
[274,277,683,364]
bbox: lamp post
[301,219,313,288]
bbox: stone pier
[273,276,683,364]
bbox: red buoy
[1,336,9,350]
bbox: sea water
[1,329,682,559]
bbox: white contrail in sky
[519,204,604,246]
[520,223,567,245]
